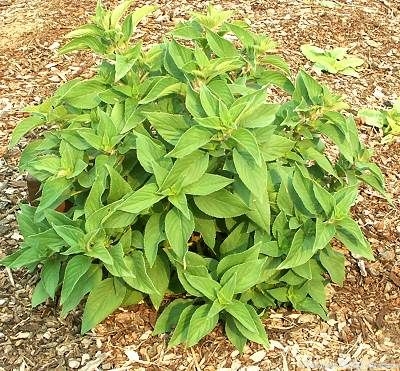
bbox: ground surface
[0,0,399,370]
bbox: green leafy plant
[358,98,400,142]
[1,1,386,351]
[301,44,364,77]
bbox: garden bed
[0,0,399,369]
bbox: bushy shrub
[1,1,386,350]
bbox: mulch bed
[0,0,399,369]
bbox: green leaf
[205,29,238,58]
[32,280,50,307]
[35,177,71,221]
[194,189,250,218]
[144,213,164,267]
[160,151,209,194]
[234,180,271,233]
[167,126,215,158]
[294,297,327,320]
[115,43,141,81]
[319,246,345,285]
[194,214,216,249]
[305,147,336,176]
[225,300,258,333]
[123,251,159,295]
[41,259,61,299]
[153,299,193,335]
[53,225,85,249]
[291,170,318,215]
[259,135,295,161]
[183,173,233,196]
[168,305,196,348]
[186,303,219,347]
[313,182,335,217]
[106,165,132,203]
[219,221,249,256]
[139,77,183,104]
[145,112,189,144]
[60,256,93,305]
[233,149,267,201]
[61,265,102,317]
[335,217,374,259]
[225,315,247,352]
[220,259,264,294]
[62,79,106,109]
[217,272,237,305]
[313,219,336,250]
[81,277,126,334]
[118,183,165,214]
[184,273,220,300]
[129,5,157,30]
[110,0,135,27]
[199,85,219,116]
[147,254,170,309]
[217,242,260,277]
[165,207,195,260]
[86,242,114,265]
[278,227,317,269]
[231,128,262,165]
[9,115,46,148]
[232,304,269,348]
[59,36,107,54]
[236,103,280,129]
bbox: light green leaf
[60,256,93,305]
[165,207,194,260]
[32,280,49,308]
[147,254,170,309]
[319,246,345,285]
[231,128,262,166]
[278,227,317,269]
[205,29,238,58]
[194,189,250,218]
[335,217,374,260]
[313,219,336,251]
[62,80,106,109]
[225,315,247,352]
[160,151,209,194]
[81,277,126,334]
[144,213,164,267]
[183,173,233,196]
[260,135,295,161]
[217,242,260,277]
[233,149,267,201]
[145,112,189,144]
[9,115,46,148]
[118,183,165,214]
[184,273,220,300]
[61,265,102,317]
[186,303,219,347]
[122,251,159,295]
[139,77,182,104]
[167,126,215,158]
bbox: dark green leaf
[153,299,193,335]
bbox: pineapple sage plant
[1,2,387,351]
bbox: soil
[0,0,399,370]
